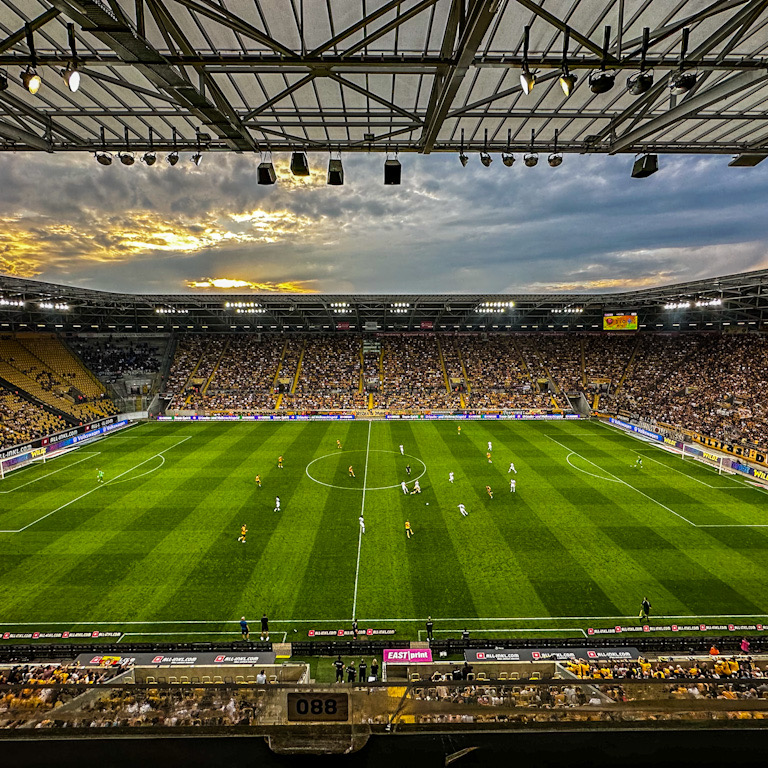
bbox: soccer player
[96,468,105,484]
[410,480,421,494]
[448,471,454,483]
[487,441,492,452]
[336,439,342,449]
[633,456,643,470]
[348,465,355,477]
[352,619,359,640]
[240,616,250,641]
[254,474,261,487]
[274,496,281,512]
[278,455,284,469]
[260,613,269,641]
[458,504,468,517]
[405,520,414,538]
[486,452,492,464]
[238,524,248,543]
[510,478,516,493]
[405,464,411,476]
[457,425,461,435]
[486,485,493,499]
[399,444,404,455]
[401,481,408,494]
[640,597,652,622]
[359,515,365,534]
[508,462,516,474]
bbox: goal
[681,443,736,475]
[0,451,47,479]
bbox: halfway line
[351,420,372,620]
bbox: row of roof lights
[391,302,410,308]
[39,302,68,310]
[330,302,350,308]
[235,308,266,314]
[664,298,722,309]
[258,154,402,186]
[225,302,262,308]
[695,298,723,307]
[0,298,24,307]
[478,302,515,311]
[155,307,189,314]
[552,307,584,314]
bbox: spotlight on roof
[548,128,563,167]
[119,151,135,166]
[61,64,79,93]
[524,128,538,167]
[520,26,535,94]
[0,72,7,91]
[559,71,577,97]
[589,70,614,94]
[480,151,492,167]
[191,151,203,166]
[166,150,179,166]
[502,152,515,167]
[290,151,310,176]
[631,153,658,178]
[257,160,277,184]
[626,70,654,95]
[21,67,41,95]
[95,150,112,166]
[670,70,697,95]
[384,157,401,185]
[459,152,468,167]
[327,157,344,185]
[142,151,156,166]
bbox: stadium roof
[2,0,768,156]
[0,267,766,332]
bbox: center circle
[305,450,427,491]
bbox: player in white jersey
[411,480,421,494]
[508,462,516,474]
[510,479,516,493]
[359,515,365,534]
[274,496,281,511]
[458,504,468,517]
[401,481,408,494]
[487,441,492,452]
[399,444,404,455]
[448,471,454,483]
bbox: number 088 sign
[287,692,349,722]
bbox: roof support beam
[47,0,256,151]
[0,8,61,55]
[0,90,86,145]
[0,119,52,150]
[309,0,406,56]
[242,73,315,121]
[610,69,768,152]
[420,0,501,153]
[328,73,423,123]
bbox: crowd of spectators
[71,339,161,379]
[0,387,67,447]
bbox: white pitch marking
[0,435,191,533]
[305,448,426,491]
[545,433,697,526]
[351,420,372,620]
[106,454,165,486]
[566,452,622,483]
[418,628,589,639]
[0,452,100,494]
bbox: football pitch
[1,417,768,644]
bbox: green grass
[1,418,768,644]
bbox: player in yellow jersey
[457,425,461,435]
[486,452,492,464]
[278,455,283,469]
[348,465,355,477]
[336,439,342,449]
[254,474,261,487]
[486,485,493,499]
[405,520,414,538]
[238,524,248,544]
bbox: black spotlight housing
[327,157,344,185]
[627,70,654,95]
[589,71,615,94]
[95,151,112,166]
[631,153,658,178]
[384,158,401,185]
[290,151,310,176]
[257,161,277,185]
[0,71,9,91]
[670,70,697,95]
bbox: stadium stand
[0,386,68,448]
[70,338,162,380]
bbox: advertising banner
[75,651,277,667]
[383,649,433,664]
[603,314,638,331]
[307,628,395,637]
[588,624,765,636]
[464,647,641,662]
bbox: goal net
[681,443,736,475]
[0,444,81,480]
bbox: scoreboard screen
[287,692,349,722]
[603,314,638,331]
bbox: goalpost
[680,442,736,475]
[0,444,84,480]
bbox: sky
[0,149,767,295]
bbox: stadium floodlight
[141,128,156,165]
[670,28,696,95]
[558,28,576,97]
[95,126,112,166]
[384,157,401,185]
[61,25,80,93]
[520,26,536,95]
[589,26,615,94]
[327,156,344,185]
[524,129,538,167]
[118,126,134,165]
[166,128,179,166]
[21,67,41,95]
[626,27,654,95]
[501,128,515,167]
[290,151,310,176]
[548,129,563,167]
[459,128,469,167]
[257,155,277,185]
[191,151,203,166]
[631,153,658,178]
[480,128,492,167]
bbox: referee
[426,616,434,642]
